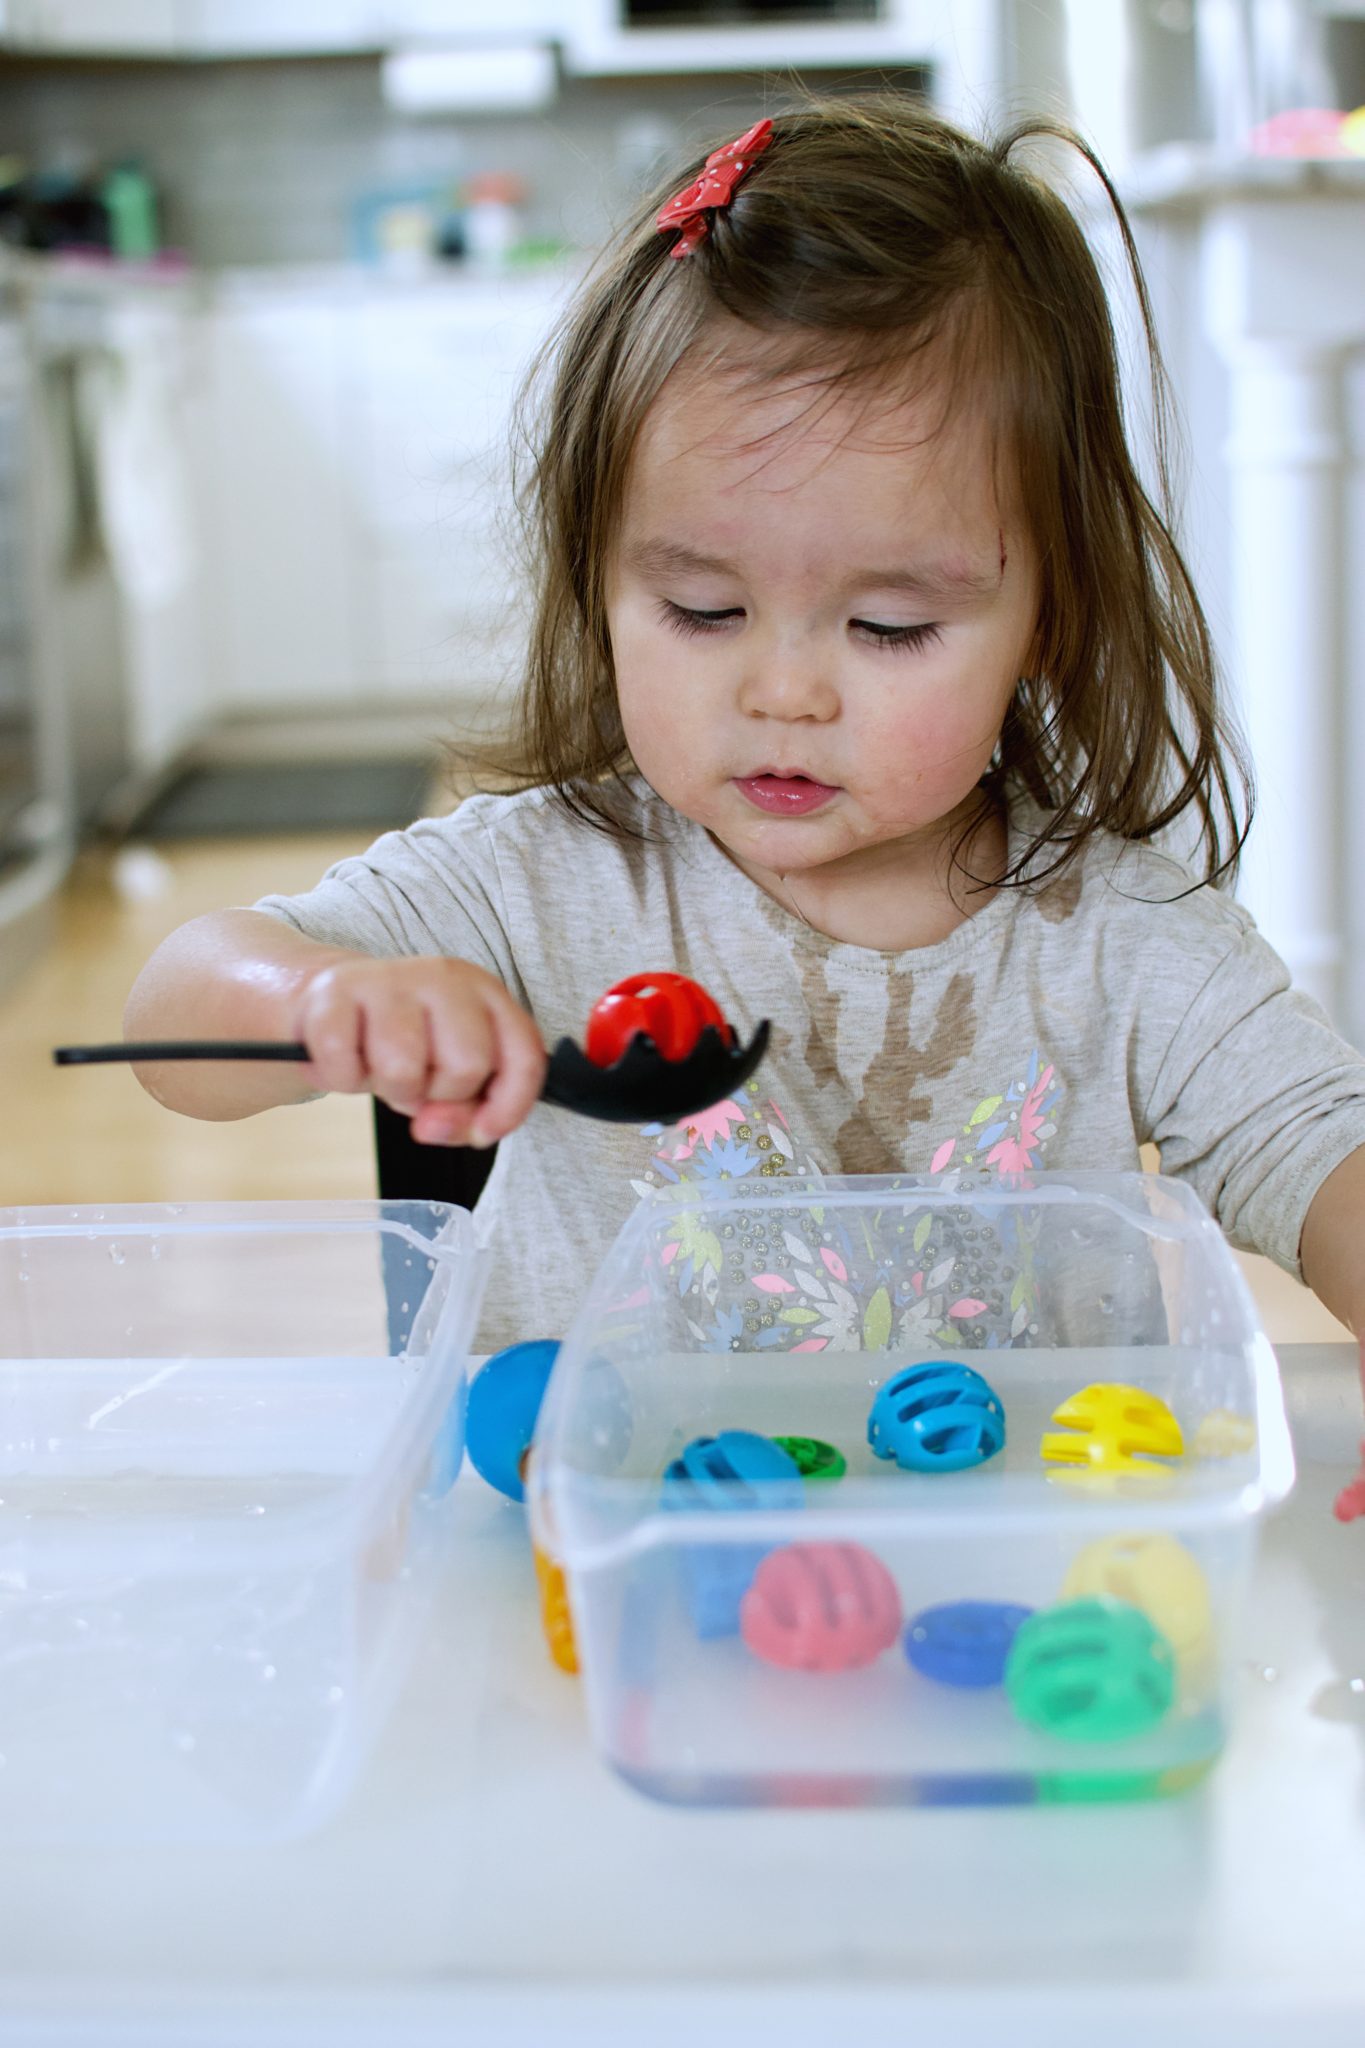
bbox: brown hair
[462,91,1251,891]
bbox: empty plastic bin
[0,1200,486,1840]
[529,1173,1294,1808]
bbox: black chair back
[371,1098,498,1212]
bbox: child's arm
[1299,1144,1365,1522]
[124,908,547,1149]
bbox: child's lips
[735,773,840,816]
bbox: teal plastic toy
[1004,1597,1176,1742]
[465,1339,562,1502]
[662,1430,805,1639]
[868,1361,1006,1473]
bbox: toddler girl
[126,97,1365,1515]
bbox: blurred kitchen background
[1,0,1363,1339]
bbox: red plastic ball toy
[740,1542,903,1673]
[584,973,733,1067]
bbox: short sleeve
[1142,919,1365,1277]
[249,802,523,999]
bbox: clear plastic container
[530,1173,1294,1808]
[0,1200,486,1841]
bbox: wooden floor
[0,831,1350,1344]
[0,833,378,1210]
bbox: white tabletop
[1,1344,1362,2048]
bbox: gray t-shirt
[253,776,1365,1351]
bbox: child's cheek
[865,700,995,814]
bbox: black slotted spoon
[53,1017,771,1126]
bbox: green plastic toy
[771,1436,847,1482]
[1004,1597,1175,1742]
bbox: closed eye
[659,600,745,636]
[852,620,942,652]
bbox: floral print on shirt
[631,1051,1064,1355]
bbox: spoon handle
[54,1041,310,1064]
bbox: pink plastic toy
[1336,1348,1365,1523]
[1335,1441,1365,1524]
[740,1541,902,1672]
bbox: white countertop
[1122,141,1365,212]
[0,1344,1361,2048]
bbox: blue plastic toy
[868,1361,1006,1473]
[662,1431,805,1639]
[904,1599,1034,1688]
[465,1339,562,1502]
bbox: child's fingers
[409,1100,481,1147]
[420,998,499,1108]
[298,988,365,1095]
[359,996,438,1117]
[465,987,548,1145]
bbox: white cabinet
[3,0,179,49]
[177,1,388,55]
[101,295,215,774]
[199,271,569,718]
[349,278,565,701]
[381,1,572,37]
[200,290,360,712]
[1,1,575,54]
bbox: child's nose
[736,643,840,723]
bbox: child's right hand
[293,955,547,1149]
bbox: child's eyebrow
[622,537,1001,602]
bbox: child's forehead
[627,349,1006,536]
[644,316,999,455]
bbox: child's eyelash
[660,602,743,637]
[659,602,942,653]
[853,619,942,652]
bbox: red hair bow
[656,118,774,259]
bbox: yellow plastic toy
[1041,1383,1183,1478]
[522,1447,579,1674]
[1191,1408,1257,1460]
[1062,1532,1212,1670]
[533,1543,579,1675]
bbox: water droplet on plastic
[108,1244,125,1266]
[325,1685,343,1706]
[1098,1294,1115,1316]
[400,1301,410,1315]
[1246,1662,1280,1684]
[1310,1677,1365,1723]
[260,1664,277,1684]
[244,1503,266,1516]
